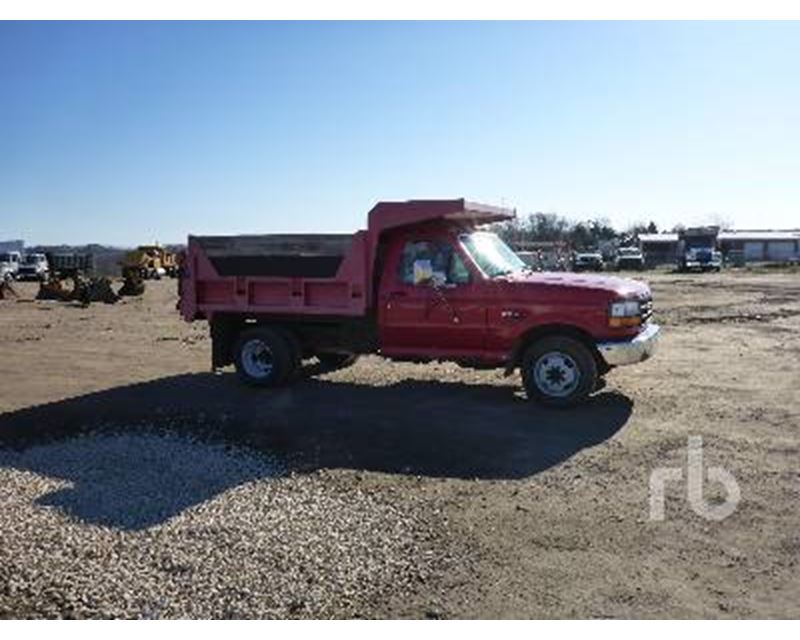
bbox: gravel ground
[0,432,457,619]
[1,273,799,618]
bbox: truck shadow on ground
[0,373,632,529]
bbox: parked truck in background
[614,246,645,271]
[16,253,49,281]
[46,252,95,277]
[572,252,605,272]
[0,251,22,281]
[677,227,722,272]
[179,199,660,406]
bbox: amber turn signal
[609,316,642,328]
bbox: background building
[638,229,800,267]
[718,231,800,263]
[0,240,24,253]
[638,233,679,267]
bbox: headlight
[609,299,641,327]
[610,300,640,317]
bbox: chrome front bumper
[597,323,661,367]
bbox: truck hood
[503,270,651,299]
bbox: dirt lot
[1,271,798,618]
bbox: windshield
[0,253,13,263]
[685,237,715,250]
[24,255,41,264]
[460,232,526,278]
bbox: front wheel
[521,336,598,407]
[233,327,295,387]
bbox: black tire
[276,327,302,372]
[233,327,295,387]
[521,335,598,407]
[316,352,359,371]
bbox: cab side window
[448,252,470,284]
[398,241,470,286]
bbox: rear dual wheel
[234,327,296,387]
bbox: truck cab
[677,227,722,272]
[572,252,604,272]
[180,199,660,406]
[614,246,645,271]
[0,251,22,281]
[17,253,49,281]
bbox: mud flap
[210,317,237,370]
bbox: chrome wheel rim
[533,351,580,398]
[241,339,274,379]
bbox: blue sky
[1,21,798,245]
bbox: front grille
[640,297,654,324]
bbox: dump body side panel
[180,231,370,321]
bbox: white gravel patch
[0,432,448,618]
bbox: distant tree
[568,222,591,249]
[621,221,658,246]
[626,221,659,237]
[494,212,574,244]
[526,212,572,241]
[493,219,523,244]
[590,218,618,242]
[494,212,623,251]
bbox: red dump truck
[179,199,660,406]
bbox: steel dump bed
[179,198,513,321]
[181,232,370,320]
